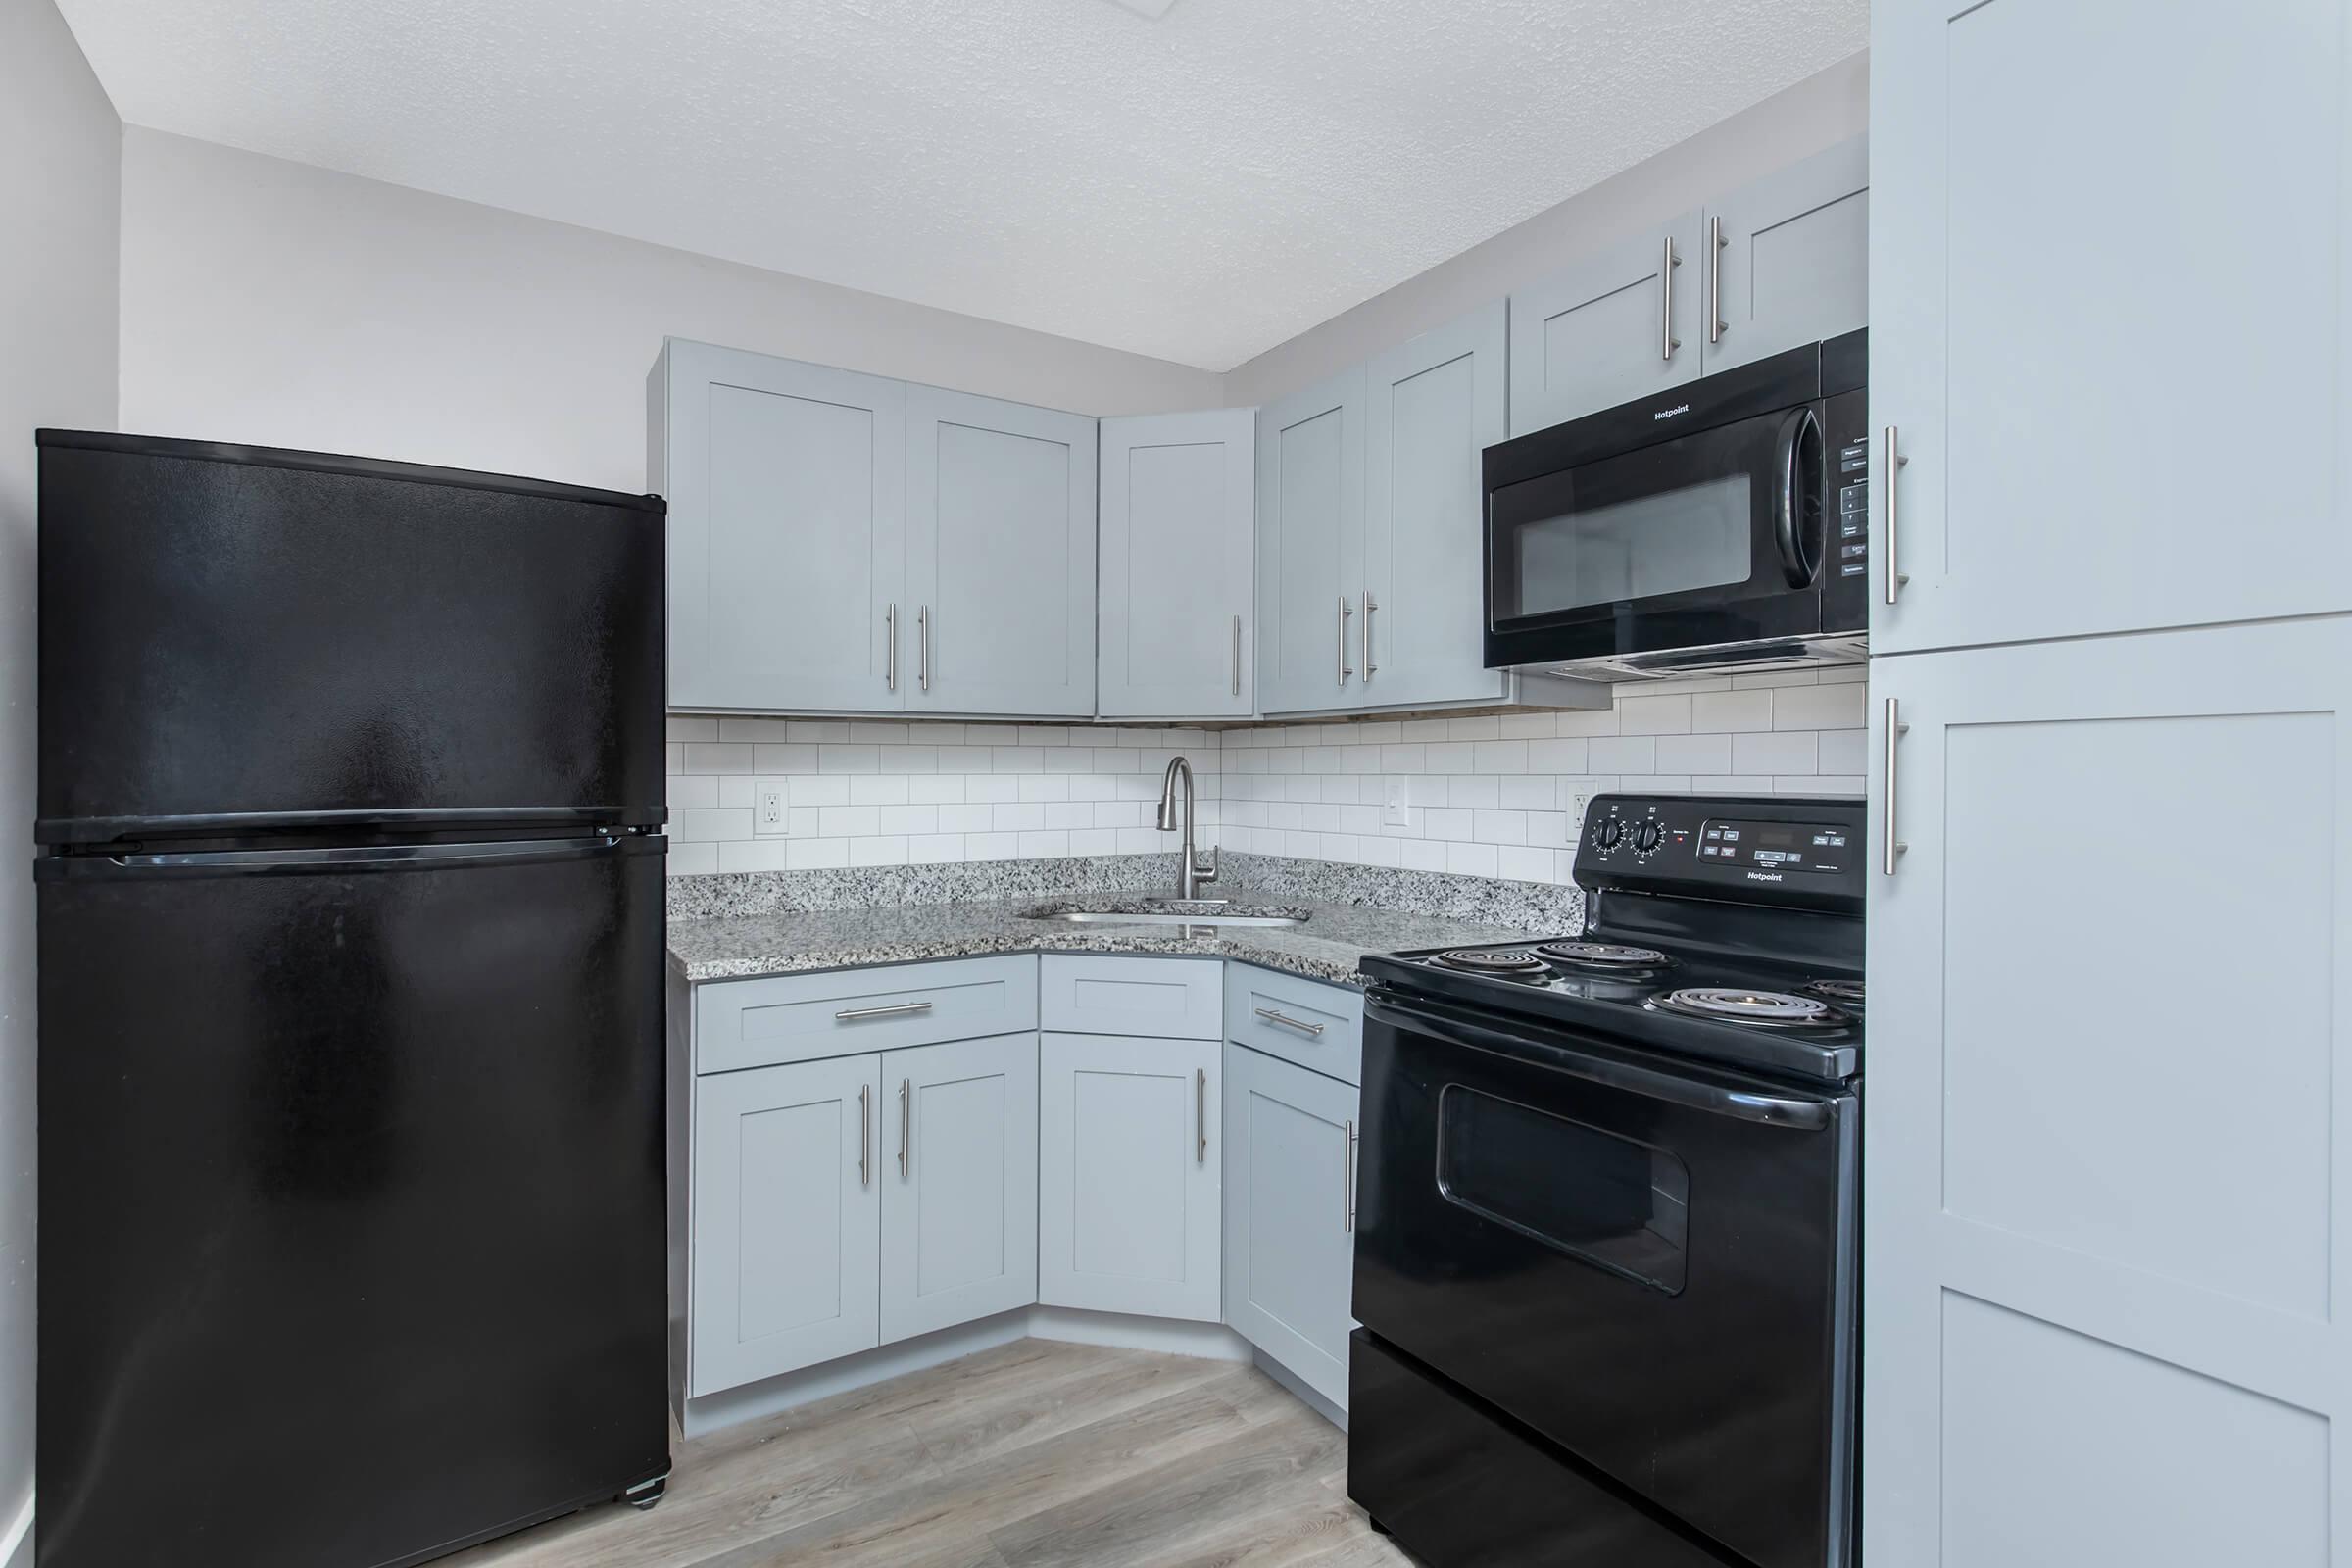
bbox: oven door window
[1436,1083,1690,1294]
[1490,410,1790,626]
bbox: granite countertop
[665,894,1545,988]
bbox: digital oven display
[1698,819,1849,874]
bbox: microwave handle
[1774,405,1824,588]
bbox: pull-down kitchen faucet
[1155,756,1219,901]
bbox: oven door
[1355,989,1855,1568]
[1483,395,1829,671]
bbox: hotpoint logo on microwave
[1745,870,1785,883]
[1652,403,1691,421]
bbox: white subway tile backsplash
[664,673,1866,887]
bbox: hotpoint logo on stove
[1652,403,1691,421]
[1745,870,1785,883]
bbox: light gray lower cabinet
[1698,136,1868,375]
[1221,1044,1357,1410]
[906,386,1098,717]
[1507,210,1703,436]
[655,340,906,711]
[1360,302,1510,710]
[1038,1031,1221,1321]
[879,1033,1041,1343]
[1866,617,2352,1566]
[1097,409,1256,719]
[690,1052,883,1396]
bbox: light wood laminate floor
[449,1339,1411,1568]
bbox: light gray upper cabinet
[1038,1030,1221,1322]
[1865,617,2352,1568]
[1361,303,1511,710]
[1098,410,1256,719]
[656,340,906,711]
[906,387,1098,717]
[1222,1043,1357,1412]
[1507,212,1703,436]
[1871,2,2352,653]
[689,1052,882,1395]
[1700,136,1868,374]
[1256,369,1366,714]
[878,1032,1040,1344]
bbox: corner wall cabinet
[1097,409,1257,720]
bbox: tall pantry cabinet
[1864,5,2352,1564]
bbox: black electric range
[1349,792,1864,1568]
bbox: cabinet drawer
[695,956,1039,1075]
[1040,955,1223,1041]
[1225,965,1363,1086]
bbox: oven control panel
[1576,793,1866,912]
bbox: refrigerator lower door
[34,835,669,1568]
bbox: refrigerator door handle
[49,834,654,880]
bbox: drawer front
[696,956,1039,1075]
[1226,964,1363,1086]
[1040,955,1224,1041]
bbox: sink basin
[1026,906,1305,929]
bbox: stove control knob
[1593,818,1625,850]
[1632,820,1664,853]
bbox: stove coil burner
[1535,940,1672,971]
[1429,948,1548,976]
[1801,977,1866,1007]
[1649,987,1850,1029]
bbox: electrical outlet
[754,778,789,836]
[1383,778,1411,827]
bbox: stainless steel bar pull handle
[1254,1006,1325,1037]
[1232,613,1243,698]
[917,606,931,693]
[1708,215,1726,343]
[885,604,898,692]
[1883,426,1911,606]
[1343,1118,1357,1233]
[1883,697,1910,876]
[1197,1067,1208,1164]
[835,1000,933,1022]
[859,1084,872,1187]
[1362,592,1377,682]
[1338,597,1353,686]
[1661,236,1681,361]
[899,1078,911,1177]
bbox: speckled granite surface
[666,854,1186,920]
[1218,852,1584,930]
[665,896,1547,987]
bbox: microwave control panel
[1826,384,1871,589]
[1577,793,1866,912]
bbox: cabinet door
[1865,619,2352,1567]
[661,340,906,711]
[1222,1045,1357,1410]
[1361,303,1510,710]
[1700,136,1867,374]
[879,1034,1040,1344]
[1871,2,2352,653]
[1256,368,1366,714]
[1038,1032,1220,1321]
[690,1053,881,1395]
[906,387,1097,716]
[1506,212,1703,436]
[1098,410,1256,719]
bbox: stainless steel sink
[1031,908,1304,928]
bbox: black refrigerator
[32,431,672,1568]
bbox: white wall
[0,0,120,1556]
[117,129,1223,496]
[1223,53,1868,406]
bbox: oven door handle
[1773,405,1823,589]
[1366,993,1836,1131]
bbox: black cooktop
[1358,792,1868,1084]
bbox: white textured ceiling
[59,0,1866,371]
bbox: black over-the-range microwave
[1482,329,1868,679]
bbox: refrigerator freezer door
[35,431,665,844]
[35,835,669,1568]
